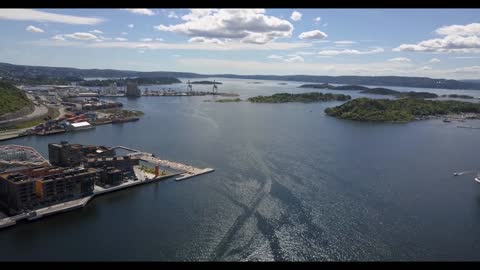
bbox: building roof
[71,121,91,128]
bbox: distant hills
[1,62,480,90]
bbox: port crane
[212,80,218,95]
[187,80,193,94]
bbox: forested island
[324,98,480,122]
[248,92,351,103]
[215,98,242,102]
[190,81,222,84]
[441,94,475,99]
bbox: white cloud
[172,54,181,57]
[26,25,44,33]
[322,23,328,27]
[188,37,224,45]
[317,47,384,56]
[421,66,432,70]
[334,40,356,45]
[128,24,134,28]
[0,9,104,25]
[124,9,155,16]
[155,38,164,41]
[90,29,103,34]
[290,11,302,21]
[429,58,441,63]
[140,38,153,42]
[453,65,480,74]
[295,51,316,55]
[394,22,480,53]
[284,55,304,62]
[435,23,480,36]
[168,11,178,18]
[51,34,65,41]
[121,32,128,35]
[268,54,283,59]
[154,9,293,45]
[298,30,328,40]
[314,17,321,22]
[115,37,128,41]
[388,57,411,63]
[64,32,98,40]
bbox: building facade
[0,166,99,215]
[126,82,141,97]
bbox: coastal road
[0,104,48,126]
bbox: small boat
[453,172,460,176]
[443,118,451,123]
[475,177,480,184]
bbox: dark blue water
[1,79,480,261]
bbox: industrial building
[0,166,100,215]
[126,82,141,97]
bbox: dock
[120,148,215,181]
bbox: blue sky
[0,8,479,79]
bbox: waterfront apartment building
[0,166,99,215]
[48,141,115,167]
[126,82,141,97]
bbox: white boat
[475,177,480,184]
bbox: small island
[324,97,480,122]
[190,81,223,85]
[215,98,242,102]
[247,92,351,103]
[441,94,475,99]
[299,83,370,91]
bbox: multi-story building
[126,82,141,97]
[0,166,99,215]
[48,141,115,167]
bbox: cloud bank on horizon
[0,8,479,79]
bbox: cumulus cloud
[121,32,128,35]
[90,29,103,34]
[317,47,384,56]
[115,37,128,41]
[314,17,321,22]
[128,24,134,28]
[124,9,155,16]
[290,11,302,21]
[394,22,480,53]
[140,38,153,42]
[0,9,104,25]
[64,32,98,40]
[429,58,441,63]
[155,38,164,41]
[435,23,480,36]
[388,57,411,63]
[154,9,294,44]
[168,11,178,18]
[26,25,44,33]
[421,66,432,70]
[298,30,328,40]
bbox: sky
[0,8,479,79]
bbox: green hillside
[0,81,32,116]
